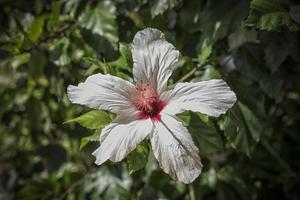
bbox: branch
[175,63,207,83]
[21,21,75,53]
[55,168,91,200]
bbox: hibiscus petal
[92,118,153,165]
[132,28,180,94]
[151,114,202,184]
[67,73,137,114]
[161,79,237,117]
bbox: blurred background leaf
[0,0,300,199]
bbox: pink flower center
[131,82,166,121]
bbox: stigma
[131,81,166,121]
[133,82,157,113]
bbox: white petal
[151,114,202,184]
[161,79,237,117]
[132,28,180,94]
[67,73,136,114]
[92,118,153,165]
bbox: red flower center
[131,82,166,121]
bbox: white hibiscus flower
[67,28,236,184]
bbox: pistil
[131,81,166,121]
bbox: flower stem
[188,184,196,200]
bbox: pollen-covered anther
[132,82,158,113]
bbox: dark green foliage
[0,0,300,199]
[179,111,224,154]
[246,0,300,31]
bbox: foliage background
[0,0,300,199]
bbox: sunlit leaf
[151,0,181,17]
[109,42,133,70]
[119,42,133,68]
[65,110,113,129]
[48,1,62,30]
[199,38,213,64]
[26,16,44,43]
[79,1,118,48]
[258,12,299,31]
[200,168,217,188]
[0,53,31,69]
[245,0,299,31]
[49,37,71,66]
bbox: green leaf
[178,111,224,154]
[199,38,213,64]
[49,37,71,66]
[109,43,133,70]
[238,103,261,142]
[200,66,222,80]
[119,42,133,68]
[17,176,61,200]
[245,0,299,31]
[233,44,264,82]
[192,66,222,82]
[151,0,181,17]
[79,1,118,48]
[258,12,299,31]
[48,1,62,30]
[12,53,31,68]
[200,168,217,188]
[198,0,249,63]
[227,76,266,119]
[0,53,31,69]
[80,129,102,149]
[65,110,113,129]
[29,50,46,80]
[127,140,150,175]
[261,32,297,72]
[26,16,44,43]
[228,27,258,51]
[249,0,284,13]
[82,57,112,75]
[221,102,262,156]
[177,1,202,33]
[84,43,132,76]
[259,71,284,98]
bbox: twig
[55,173,87,200]
[176,67,198,83]
[21,21,75,53]
[175,62,208,83]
